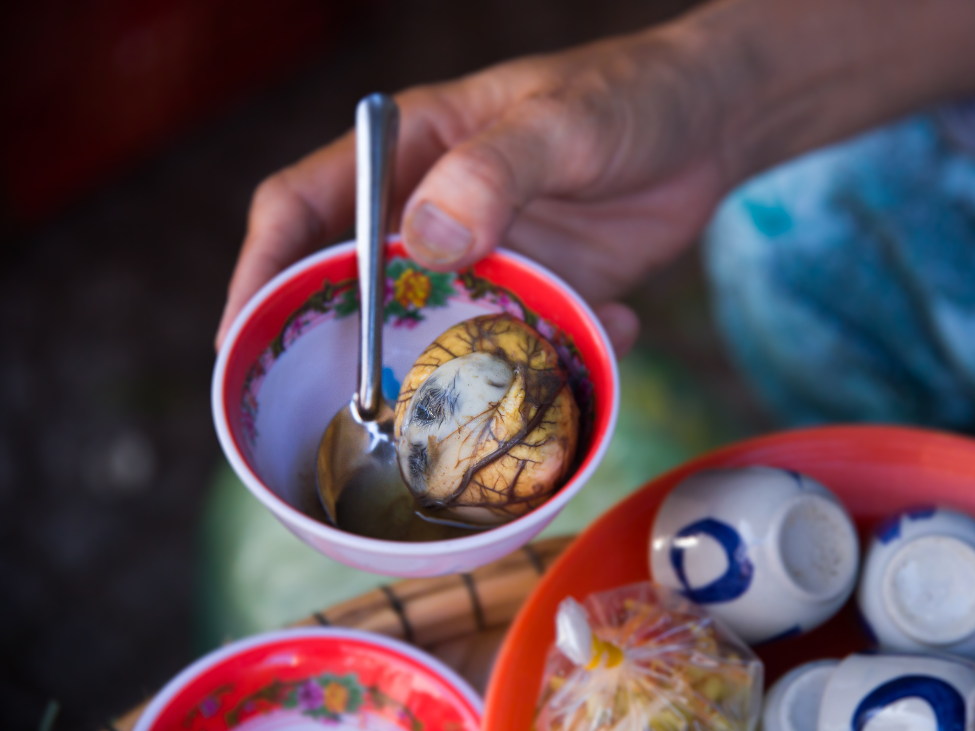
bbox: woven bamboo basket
[102,535,571,731]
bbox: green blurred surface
[197,463,397,650]
[197,346,746,651]
[540,348,742,538]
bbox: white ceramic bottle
[649,466,860,644]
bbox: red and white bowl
[212,238,619,576]
[133,628,482,731]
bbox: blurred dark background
[0,0,752,729]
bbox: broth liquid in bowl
[335,467,483,542]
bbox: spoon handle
[355,93,399,419]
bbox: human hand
[215,22,731,356]
[217,0,975,354]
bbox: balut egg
[394,314,580,525]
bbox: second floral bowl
[132,628,483,731]
[212,238,619,577]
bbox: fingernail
[407,202,473,264]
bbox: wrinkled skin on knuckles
[394,314,580,525]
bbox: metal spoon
[314,95,485,542]
[315,93,403,529]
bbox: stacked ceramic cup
[649,467,975,730]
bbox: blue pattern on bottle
[907,505,937,520]
[852,675,965,731]
[875,514,902,544]
[670,518,754,604]
[786,470,805,489]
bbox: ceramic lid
[882,534,975,645]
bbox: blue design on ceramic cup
[852,675,965,731]
[907,505,937,520]
[786,470,805,489]
[875,505,939,544]
[381,366,401,403]
[670,518,754,603]
[875,513,903,544]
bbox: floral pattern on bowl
[183,670,423,730]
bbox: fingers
[402,91,621,271]
[215,133,357,350]
[215,88,464,351]
[215,41,670,349]
[593,301,640,358]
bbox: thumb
[401,95,613,269]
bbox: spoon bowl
[316,396,398,527]
[316,397,478,540]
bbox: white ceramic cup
[858,506,975,658]
[649,466,860,644]
[763,659,839,731]
[818,653,975,731]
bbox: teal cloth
[705,110,975,429]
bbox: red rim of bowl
[133,627,484,731]
[211,239,620,556]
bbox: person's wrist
[683,0,975,184]
[667,0,793,187]
[697,0,878,183]
[588,19,736,192]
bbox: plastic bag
[535,582,763,731]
